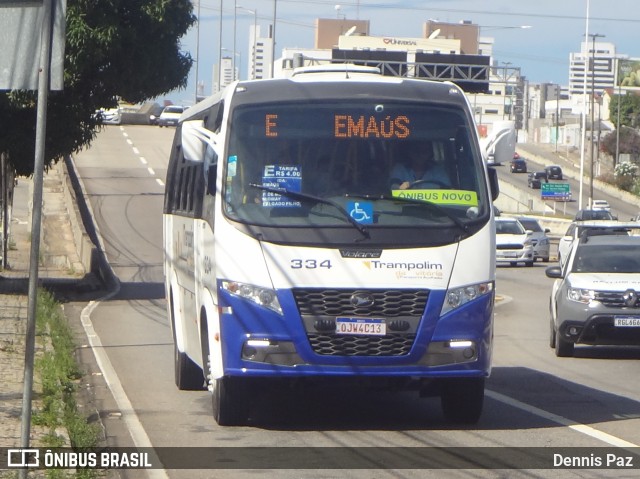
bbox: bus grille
[307,334,417,356]
[293,288,428,317]
[293,288,427,357]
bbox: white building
[248,24,274,80]
[569,41,619,96]
[213,57,236,93]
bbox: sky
[168,0,640,105]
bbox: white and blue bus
[163,66,499,425]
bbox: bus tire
[212,377,249,426]
[440,377,484,424]
[170,291,205,391]
[174,344,205,390]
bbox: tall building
[214,56,236,93]
[569,41,618,96]
[249,24,273,80]
[315,18,370,49]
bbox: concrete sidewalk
[0,161,98,450]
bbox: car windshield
[164,106,183,114]
[572,245,640,273]
[223,100,488,228]
[496,221,525,235]
[518,219,541,232]
[577,210,613,220]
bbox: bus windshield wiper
[249,183,370,239]
[345,193,469,233]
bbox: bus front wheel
[212,377,250,426]
[440,377,485,424]
[174,345,205,390]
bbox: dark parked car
[510,158,527,173]
[544,165,563,180]
[527,171,548,189]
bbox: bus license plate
[336,318,386,336]
[614,316,640,327]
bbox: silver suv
[545,234,640,357]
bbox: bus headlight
[221,281,283,315]
[441,281,493,315]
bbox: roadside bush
[33,289,101,478]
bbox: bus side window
[205,144,218,196]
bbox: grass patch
[33,288,103,478]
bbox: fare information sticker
[336,318,386,336]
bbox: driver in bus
[389,141,451,190]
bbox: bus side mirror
[488,167,499,201]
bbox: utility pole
[556,85,560,153]
[587,32,605,206]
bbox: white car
[516,217,551,262]
[495,217,535,267]
[557,220,638,267]
[96,107,121,125]
[157,105,185,127]
[590,199,611,211]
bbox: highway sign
[541,182,571,201]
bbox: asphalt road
[498,149,640,221]
[67,125,640,479]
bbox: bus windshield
[223,100,488,229]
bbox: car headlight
[442,281,494,315]
[567,287,595,304]
[221,281,283,314]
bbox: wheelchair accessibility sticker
[348,201,373,224]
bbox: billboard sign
[0,0,66,90]
[617,58,640,88]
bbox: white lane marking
[119,127,161,185]
[486,389,639,447]
[72,152,169,479]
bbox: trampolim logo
[362,260,445,280]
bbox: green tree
[609,92,640,130]
[0,0,196,176]
[601,127,640,164]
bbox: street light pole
[272,0,278,78]
[233,0,237,75]
[218,0,223,92]
[195,0,201,103]
[587,32,605,205]
[501,61,512,120]
[615,58,621,168]
[237,6,257,80]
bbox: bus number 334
[290,259,333,269]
